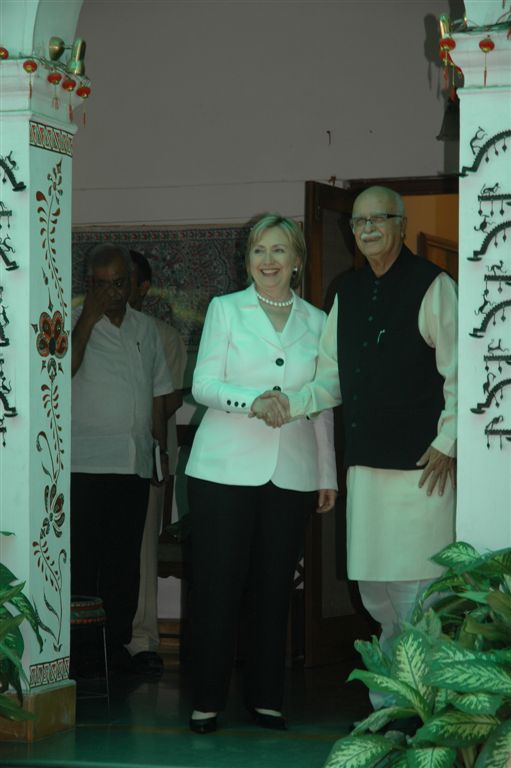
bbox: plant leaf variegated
[414,712,500,748]
[474,718,511,768]
[323,735,396,768]
[405,747,457,768]
[391,630,435,710]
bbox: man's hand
[417,446,456,496]
[151,454,169,487]
[250,391,290,427]
[317,489,337,513]
[81,282,112,326]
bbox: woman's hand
[316,489,337,513]
[250,391,290,427]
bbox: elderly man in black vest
[251,186,457,709]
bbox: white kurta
[288,273,458,580]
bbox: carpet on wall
[72,225,250,350]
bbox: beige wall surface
[73,0,454,227]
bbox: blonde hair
[245,213,306,290]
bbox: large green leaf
[355,636,392,676]
[465,548,511,580]
[430,639,511,667]
[413,711,500,748]
[406,747,457,768]
[411,610,443,641]
[0,694,34,721]
[9,592,43,651]
[0,563,17,589]
[487,590,511,625]
[430,542,480,572]
[353,707,417,735]
[392,631,435,712]
[348,670,430,721]
[323,735,397,768]
[426,659,511,695]
[474,717,511,768]
[462,616,510,642]
[419,575,468,602]
[0,582,25,608]
[0,613,24,644]
[447,692,504,716]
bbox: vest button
[362,341,368,347]
[351,422,357,428]
[275,358,284,366]
[272,386,281,391]
[241,403,246,408]
[372,296,378,302]
[234,401,239,407]
[368,315,373,322]
[226,399,231,405]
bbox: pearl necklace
[255,290,294,308]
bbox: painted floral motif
[36,311,68,359]
[31,158,69,655]
[41,483,65,539]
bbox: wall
[73,0,455,227]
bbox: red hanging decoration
[47,71,62,109]
[23,59,38,99]
[62,77,76,120]
[439,37,457,99]
[0,47,9,60]
[479,37,495,86]
[76,84,91,125]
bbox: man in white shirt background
[71,244,173,675]
[125,250,187,678]
[252,187,458,709]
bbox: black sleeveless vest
[337,247,445,469]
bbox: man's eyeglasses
[350,213,403,231]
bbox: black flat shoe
[189,715,218,734]
[249,708,288,731]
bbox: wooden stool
[70,596,110,704]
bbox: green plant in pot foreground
[0,556,44,721]
[324,541,511,768]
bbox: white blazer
[185,284,337,491]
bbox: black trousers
[188,477,314,712]
[71,473,149,652]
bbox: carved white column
[451,19,511,550]
[0,0,84,740]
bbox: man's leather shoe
[249,708,288,731]
[189,715,217,734]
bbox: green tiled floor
[1,663,368,768]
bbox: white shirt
[153,317,187,474]
[72,305,173,478]
[287,272,458,580]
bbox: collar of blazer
[237,284,313,350]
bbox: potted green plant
[0,540,44,721]
[323,541,511,768]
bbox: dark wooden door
[303,181,373,667]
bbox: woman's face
[248,227,299,297]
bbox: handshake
[249,391,291,428]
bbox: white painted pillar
[452,12,511,551]
[0,0,85,740]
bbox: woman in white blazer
[186,214,337,734]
